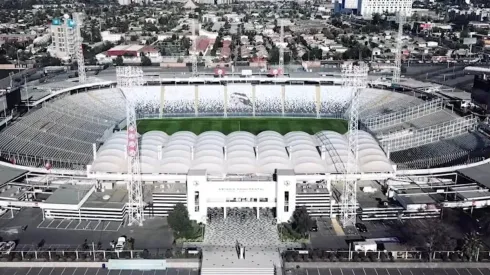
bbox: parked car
[310,221,318,232]
[355,223,368,233]
[0,241,16,254]
[115,236,126,252]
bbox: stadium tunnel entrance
[207,207,277,221]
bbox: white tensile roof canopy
[91,130,393,175]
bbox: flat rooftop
[81,185,153,209]
[81,188,128,210]
[356,181,390,209]
[44,185,93,205]
[396,192,437,205]
[0,166,27,186]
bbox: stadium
[0,67,489,227]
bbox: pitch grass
[137,118,348,135]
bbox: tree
[114,55,124,66]
[141,55,152,66]
[268,47,279,64]
[291,207,313,236]
[462,231,482,261]
[168,203,192,238]
[399,219,455,259]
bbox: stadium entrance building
[88,129,395,224]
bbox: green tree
[399,219,455,260]
[268,47,279,64]
[114,55,124,66]
[291,207,313,236]
[462,231,482,261]
[168,203,192,238]
[141,55,152,66]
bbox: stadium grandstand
[0,67,490,225]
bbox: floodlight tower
[72,12,87,83]
[191,19,198,77]
[393,12,405,85]
[116,66,145,226]
[278,19,284,74]
[340,62,368,227]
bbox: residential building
[359,0,413,19]
[48,17,77,60]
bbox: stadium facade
[0,75,489,224]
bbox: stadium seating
[391,132,490,168]
[1,84,479,170]
[0,88,126,165]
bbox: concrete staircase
[201,267,274,275]
[201,209,281,275]
[201,246,279,275]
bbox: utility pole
[278,18,284,74]
[191,19,198,77]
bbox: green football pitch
[136,118,348,135]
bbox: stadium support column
[160,86,165,118]
[73,13,86,83]
[393,12,404,85]
[187,169,208,224]
[117,66,145,227]
[276,169,296,223]
[281,85,285,117]
[252,85,256,117]
[194,85,199,117]
[315,85,321,118]
[224,85,228,117]
[340,62,368,228]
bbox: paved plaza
[204,208,280,247]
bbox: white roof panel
[92,130,393,175]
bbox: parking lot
[288,268,490,275]
[37,219,122,232]
[0,210,20,220]
[0,268,200,275]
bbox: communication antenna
[191,19,198,77]
[72,12,87,83]
[116,67,145,226]
[393,12,404,85]
[340,61,368,227]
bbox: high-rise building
[359,0,413,18]
[48,16,77,60]
[118,0,151,5]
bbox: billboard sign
[343,0,358,9]
[463,37,477,45]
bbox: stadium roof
[91,130,393,175]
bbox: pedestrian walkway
[330,218,345,236]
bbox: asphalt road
[0,268,199,275]
[288,268,490,275]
